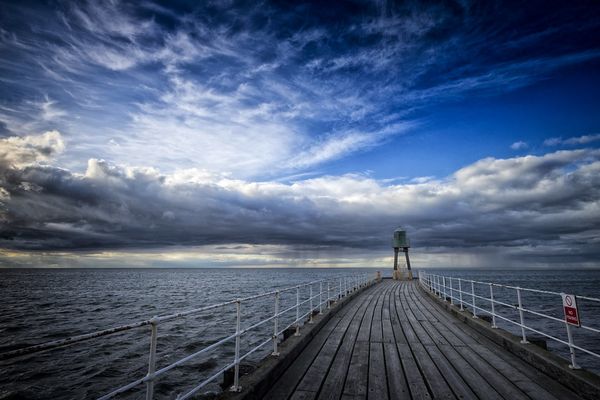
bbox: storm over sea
[1,268,600,399]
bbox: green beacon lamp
[392,228,412,280]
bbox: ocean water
[1,268,599,399]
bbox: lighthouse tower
[392,228,412,280]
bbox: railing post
[566,323,580,369]
[295,287,301,336]
[489,284,497,328]
[471,281,478,318]
[272,291,280,356]
[327,282,331,309]
[516,288,528,343]
[443,276,447,301]
[231,300,242,392]
[339,277,342,300]
[449,277,454,305]
[319,282,323,314]
[309,285,314,324]
[145,318,158,400]
[458,278,464,311]
[346,277,349,295]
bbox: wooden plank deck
[262,279,583,400]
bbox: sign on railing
[562,293,581,327]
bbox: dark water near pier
[1,268,600,399]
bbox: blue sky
[0,1,599,268]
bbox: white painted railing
[0,273,375,399]
[418,271,600,370]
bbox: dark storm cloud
[1,132,599,266]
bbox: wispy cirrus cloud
[1,1,599,178]
[544,133,600,147]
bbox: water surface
[1,268,599,399]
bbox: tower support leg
[393,248,401,280]
[404,248,412,280]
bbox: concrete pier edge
[419,283,600,400]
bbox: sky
[0,0,599,269]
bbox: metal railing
[0,273,376,399]
[418,271,600,370]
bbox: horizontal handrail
[418,271,600,371]
[1,272,378,399]
[450,277,600,302]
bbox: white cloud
[544,134,600,146]
[0,130,65,168]
[287,123,411,169]
[510,141,528,150]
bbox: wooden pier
[230,279,597,400]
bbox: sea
[1,268,600,399]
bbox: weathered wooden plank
[368,341,388,400]
[410,342,457,400]
[411,282,581,400]
[408,283,480,346]
[408,291,522,400]
[264,280,585,400]
[398,286,434,346]
[422,344,478,400]
[356,284,382,342]
[437,344,505,400]
[292,284,385,395]
[318,287,377,400]
[343,340,369,399]
[465,344,577,400]
[393,288,420,344]
[340,395,363,400]
[409,283,577,400]
[290,389,317,400]
[396,344,432,400]
[389,284,409,346]
[382,288,396,344]
[400,284,478,400]
[383,342,410,400]
[369,284,386,343]
[263,294,363,400]
[420,321,450,346]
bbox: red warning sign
[562,294,580,327]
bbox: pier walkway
[262,279,583,400]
